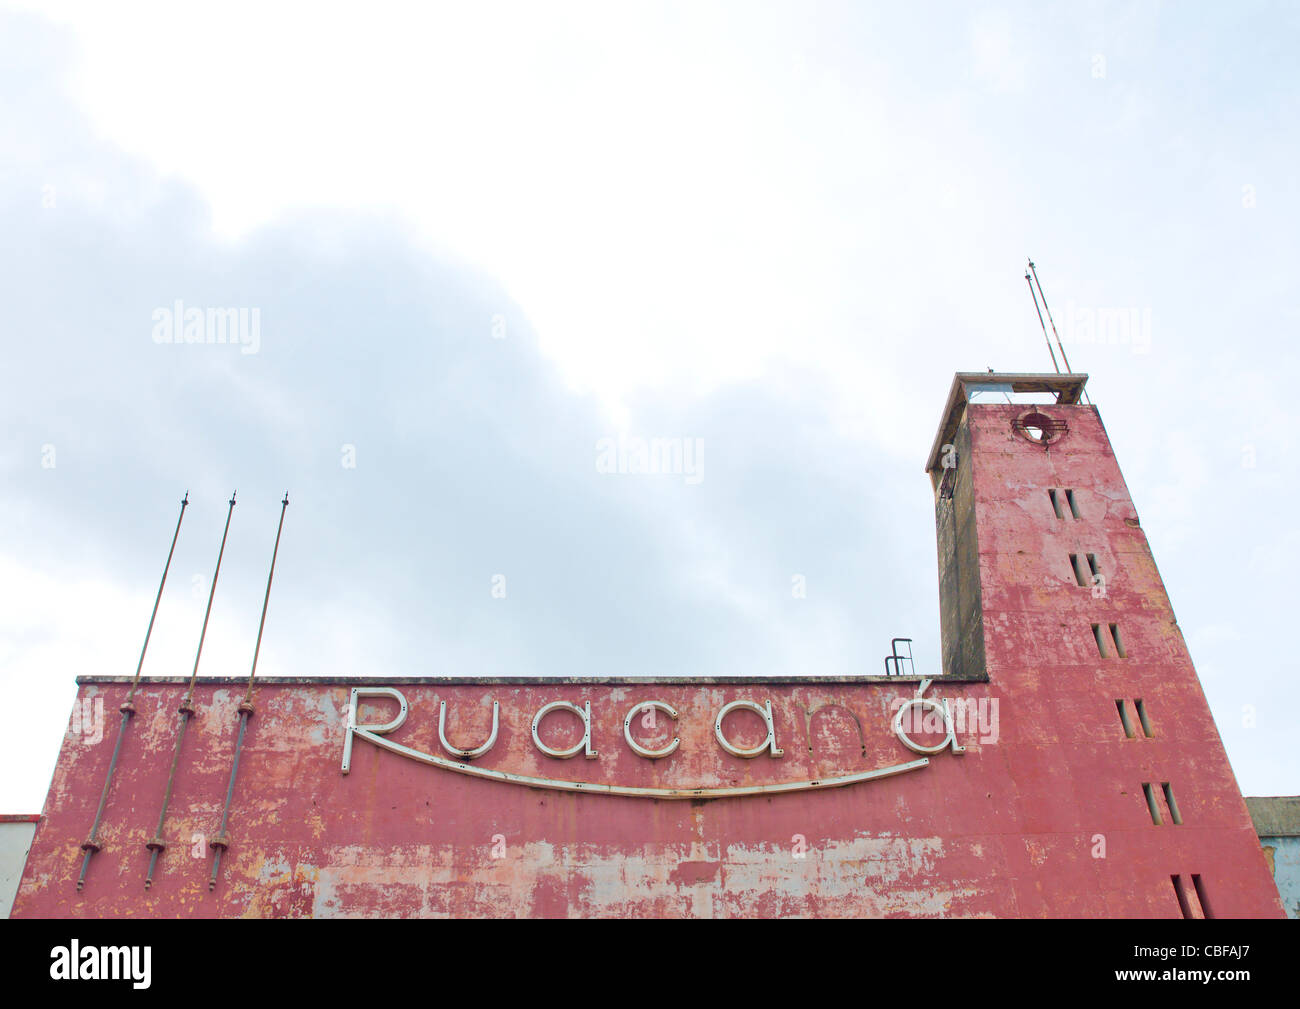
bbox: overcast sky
[2,1,1297,811]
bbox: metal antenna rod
[210,493,288,891]
[1028,259,1072,373]
[1025,271,1060,373]
[145,491,236,889]
[77,492,189,891]
[1029,258,1090,404]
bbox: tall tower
[924,372,1282,917]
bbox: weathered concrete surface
[1255,837,1300,919]
[17,678,1013,917]
[11,375,1285,918]
[1246,796,1300,837]
[941,395,1282,918]
[0,815,39,918]
[1246,797,1300,919]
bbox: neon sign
[340,680,966,799]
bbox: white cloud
[970,9,1026,94]
[4,0,1300,804]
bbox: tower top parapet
[925,371,1088,474]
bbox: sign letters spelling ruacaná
[341,680,966,799]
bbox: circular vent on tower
[1013,409,1067,446]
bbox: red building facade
[12,372,1283,917]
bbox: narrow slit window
[1162,783,1183,825]
[1070,554,1088,586]
[1109,623,1127,658]
[1116,699,1135,738]
[1143,783,1163,824]
[1191,875,1213,919]
[1092,623,1109,658]
[1065,489,1080,519]
[1086,554,1100,577]
[1135,699,1154,737]
[1048,488,1064,520]
[1171,875,1194,918]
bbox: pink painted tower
[924,372,1281,916]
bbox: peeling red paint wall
[12,382,1284,918]
[16,679,1006,917]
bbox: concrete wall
[0,816,39,918]
[1246,796,1300,919]
[10,653,1280,918]
[947,399,1281,919]
[934,416,985,680]
[1259,837,1300,919]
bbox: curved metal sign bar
[347,725,929,799]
